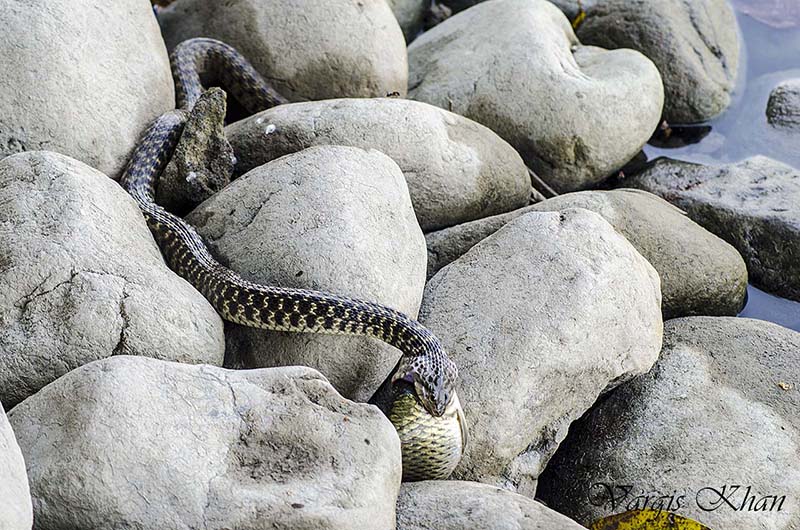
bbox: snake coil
[120,38,466,480]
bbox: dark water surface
[641,8,800,332]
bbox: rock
[627,156,800,302]
[397,480,586,529]
[387,0,429,41]
[225,98,531,232]
[767,79,800,129]
[408,0,663,193]
[538,317,800,530]
[0,404,32,530]
[156,88,235,216]
[9,356,401,529]
[158,0,408,101]
[426,190,748,318]
[425,204,537,278]
[425,2,454,29]
[550,0,598,19]
[435,0,482,13]
[576,0,740,124]
[419,209,663,495]
[0,0,173,179]
[0,152,224,408]
[439,0,596,19]
[186,146,426,402]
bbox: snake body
[121,38,465,480]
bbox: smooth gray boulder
[408,0,664,193]
[0,152,224,408]
[158,0,408,101]
[426,189,748,318]
[549,0,598,19]
[225,98,531,231]
[628,156,800,301]
[0,404,32,530]
[438,0,596,17]
[576,0,740,123]
[538,317,800,530]
[767,79,800,129]
[397,480,586,529]
[387,0,429,40]
[9,356,401,530]
[186,146,427,402]
[0,0,174,179]
[420,208,663,495]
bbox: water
[740,285,800,331]
[640,7,800,332]
[644,12,800,168]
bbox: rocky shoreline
[1,0,798,529]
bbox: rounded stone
[397,480,586,529]
[408,0,664,193]
[186,146,427,402]
[0,404,31,530]
[0,0,174,179]
[387,0,429,41]
[577,0,741,123]
[628,156,800,302]
[225,98,531,232]
[767,79,800,130]
[425,189,749,319]
[420,208,663,495]
[0,152,224,408]
[158,0,408,101]
[538,317,800,530]
[532,189,748,318]
[9,356,401,530]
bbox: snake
[120,38,466,481]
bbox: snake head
[392,350,458,417]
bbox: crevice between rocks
[112,285,131,357]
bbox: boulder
[156,88,235,216]
[419,208,663,495]
[387,0,429,40]
[225,98,531,231]
[426,189,748,318]
[9,356,401,530]
[186,146,427,402]
[397,480,586,529]
[550,0,598,19]
[408,0,663,192]
[425,204,536,278]
[438,0,597,18]
[538,317,800,530]
[0,404,32,530]
[767,79,800,130]
[436,0,485,13]
[0,152,224,408]
[0,0,174,179]
[158,0,408,101]
[576,0,740,123]
[627,156,800,301]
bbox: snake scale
[120,38,466,480]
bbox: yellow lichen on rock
[591,509,712,530]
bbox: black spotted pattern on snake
[120,38,466,480]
